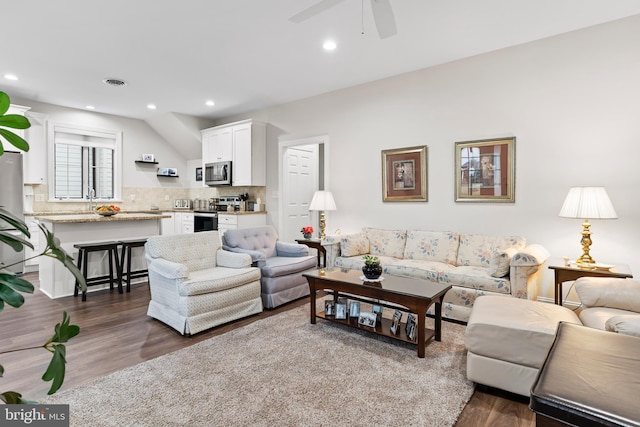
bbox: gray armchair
[222,225,317,308]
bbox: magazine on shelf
[390,310,403,335]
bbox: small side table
[296,238,326,268]
[548,260,633,306]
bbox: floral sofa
[322,227,550,322]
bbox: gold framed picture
[381,145,428,202]
[455,137,515,203]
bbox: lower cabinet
[160,212,175,235]
[23,216,40,272]
[218,214,266,236]
[174,212,194,234]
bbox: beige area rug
[42,301,474,427]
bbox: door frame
[278,134,330,241]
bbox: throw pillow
[489,247,518,277]
[341,235,370,257]
[605,315,640,337]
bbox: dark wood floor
[0,273,534,426]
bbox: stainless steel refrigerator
[0,151,25,274]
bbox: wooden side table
[548,260,633,306]
[296,238,326,268]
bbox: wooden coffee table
[303,269,451,358]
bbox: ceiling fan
[289,0,398,40]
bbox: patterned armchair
[145,231,262,335]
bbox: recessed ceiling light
[323,40,337,51]
[147,104,157,110]
[85,105,96,110]
[102,78,127,87]
[206,100,215,107]
[4,74,18,81]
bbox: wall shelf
[135,160,159,164]
[157,174,179,178]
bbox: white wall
[220,15,640,302]
[11,98,190,189]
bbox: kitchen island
[35,213,170,299]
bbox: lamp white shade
[309,191,337,211]
[558,187,617,219]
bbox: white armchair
[145,231,262,335]
[575,277,640,337]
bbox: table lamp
[309,191,336,239]
[558,186,617,264]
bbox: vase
[362,263,382,280]
[303,233,312,239]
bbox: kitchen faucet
[87,188,96,212]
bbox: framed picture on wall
[455,137,515,203]
[195,167,202,182]
[381,145,428,202]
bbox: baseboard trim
[537,296,580,310]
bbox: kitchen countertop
[28,210,267,216]
[35,213,171,223]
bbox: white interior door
[282,144,318,242]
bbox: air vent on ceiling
[102,78,127,87]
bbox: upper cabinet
[201,119,266,186]
[8,104,46,185]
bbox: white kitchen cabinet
[202,126,232,164]
[173,212,194,234]
[160,212,175,235]
[8,104,46,185]
[23,111,47,184]
[217,213,266,237]
[201,119,266,186]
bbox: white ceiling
[3,1,640,121]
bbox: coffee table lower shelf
[316,310,435,348]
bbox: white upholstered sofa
[145,231,263,335]
[322,227,550,322]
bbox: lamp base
[319,211,326,239]
[575,219,596,265]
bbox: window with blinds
[49,123,122,201]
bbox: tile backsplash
[27,185,266,213]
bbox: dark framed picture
[381,145,428,202]
[455,137,515,203]
[405,313,416,336]
[324,300,335,316]
[358,311,377,328]
[390,310,403,335]
[349,301,361,317]
[372,304,383,325]
[195,167,203,181]
[335,302,347,320]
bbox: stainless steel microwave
[205,161,232,186]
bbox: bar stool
[73,241,122,301]
[119,238,149,292]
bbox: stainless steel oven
[193,211,218,232]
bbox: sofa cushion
[440,266,511,295]
[179,267,261,296]
[489,247,518,278]
[403,230,459,264]
[223,225,278,258]
[341,234,370,257]
[465,295,581,368]
[457,234,525,267]
[261,255,317,278]
[605,315,640,337]
[146,231,219,272]
[362,228,407,258]
[575,277,640,312]
[579,307,636,330]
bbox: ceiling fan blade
[370,0,397,39]
[289,0,347,23]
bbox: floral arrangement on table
[300,226,314,239]
[95,205,121,216]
